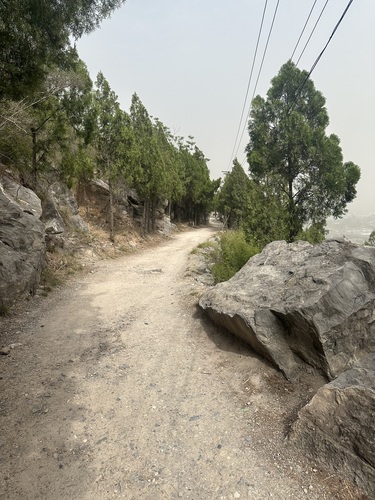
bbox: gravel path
[0,227,365,499]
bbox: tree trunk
[31,128,37,188]
[109,179,115,242]
[143,199,150,234]
[151,199,156,232]
[288,172,297,242]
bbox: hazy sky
[77,0,375,215]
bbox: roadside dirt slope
[0,227,367,499]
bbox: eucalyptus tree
[246,61,360,242]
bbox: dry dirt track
[0,226,366,499]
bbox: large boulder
[199,239,375,381]
[0,180,45,308]
[290,354,375,498]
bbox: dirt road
[0,227,365,499]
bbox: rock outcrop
[1,175,42,218]
[0,177,45,309]
[290,354,375,498]
[199,239,375,381]
[43,182,88,233]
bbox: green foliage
[246,60,361,242]
[0,59,97,189]
[0,1,126,100]
[94,73,139,240]
[95,72,138,186]
[217,159,250,228]
[0,303,11,317]
[241,180,288,248]
[1,5,217,237]
[175,139,219,225]
[365,230,375,246]
[211,230,259,283]
[190,240,218,256]
[296,224,326,244]
[0,99,32,171]
[153,119,184,202]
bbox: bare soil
[0,226,368,499]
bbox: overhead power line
[226,0,269,172]
[233,0,281,163]
[289,0,355,114]
[249,0,281,108]
[290,0,319,61]
[240,0,355,166]
[295,0,330,66]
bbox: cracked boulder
[289,354,375,498]
[199,239,375,380]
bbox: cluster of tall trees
[1,3,361,247]
[0,1,218,237]
[217,61,360,247]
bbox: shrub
[212,230,259,283]
[365,230,375,246]
[296,224,326,244]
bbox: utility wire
[233,0,281,163]
[296,0,330,65]
[241,0,354,166]
[226,0,269,172]
[289,0,355,114]
[250,0,281,104]
[290,0,319,61]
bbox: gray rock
[41,182,88,237]
[156,216,176,236]
[48,181,79,216]
[199,240,375,380]
[0,182,45,308]
[1,174,42,218]
[290,354,375,498]
[42,196,65,235]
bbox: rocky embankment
[199,239,375,497]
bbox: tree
[175,140,218,225]
[0,53,96,189]
[217,159,251,228]
[246,61,361,242]
[152,119,184,213]
[0,1,126,100]
[242,180,289,248]
[365,231,375,247]
[130,94,171,233]
[95,72,138,241]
